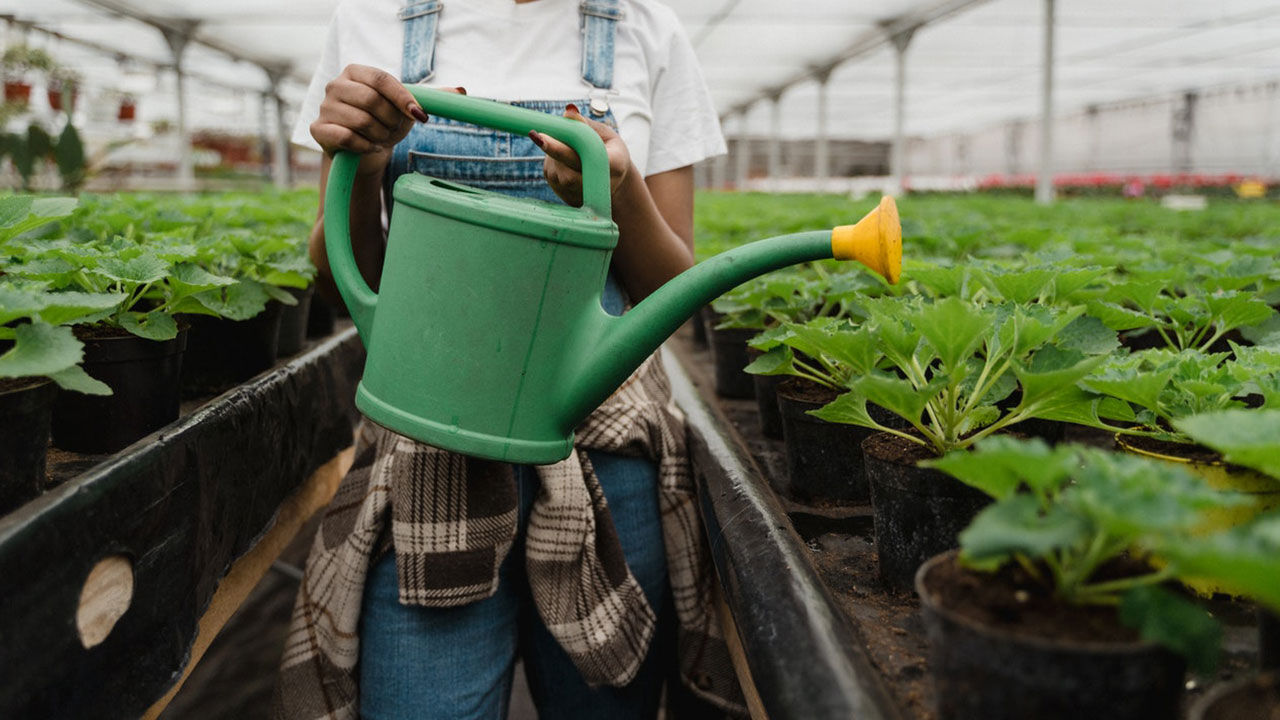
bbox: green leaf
[0,322,82,379]
[47,364,112,395]
[96,254,170,285]
[959,494,1090,568]
[0,284,49,325]
[839,372,943,431]
[980,267,1056,304]
[117,311,178,341]
[1056,315,1120,355]
[915,297,988,372]
[1085,300,1153,332]
[193,280,269,321]
[1015,354,1108,411]
[744,346,795,376]
[1157,513,1280,613]
[808,392,881,431]
[1174,410,1280,479]
[35,291,126,326]
[925,435,1071,500]
[1081,361,1173,414]
[1118,586,1221,675]
[1205,292,1275,335]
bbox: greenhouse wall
[905,80,1280,179]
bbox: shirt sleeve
[291,9,343,152]
[644,17,727,177]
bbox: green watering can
[326,86,901,464]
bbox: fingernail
[410,107,429,123]
[528,130,545,148]
[565,103,579,115]
[456,86,467,95]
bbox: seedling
[1083,347,1279,444]
[783,296,1118,455]
[928,436,1273,672]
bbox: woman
[272,1,742,718]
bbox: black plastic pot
[1262,609,1280,669]
[746,348,784,439]
[777,378,879,504]
[51,328,188,455]
[706,319,756,399]
[0,378,57,514]
[917,551,1187,720]
[306,293,338,339]
[276,284,316,357]
[863,432,991,591]
[181,302,284,396]
[690,304,710,348]
[1191,672,1279,720]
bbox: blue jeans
[359,451,671,720]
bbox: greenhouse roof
[4,0,1280,140]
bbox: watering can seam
[504,244,562,445]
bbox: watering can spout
[563,196,902,426]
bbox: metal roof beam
[724,0,993,117]
[70,0,306,84]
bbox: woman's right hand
[310,64,464,178]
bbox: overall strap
[400,0,443,83]
[579,0,623,90]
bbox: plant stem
[1073,568,1173,600]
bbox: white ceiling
[4,0,1279,139]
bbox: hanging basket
[4,81,32,105]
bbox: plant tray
[0,326,365,718]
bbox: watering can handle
[325,86,615,343]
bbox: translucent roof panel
[4,0,1279,140]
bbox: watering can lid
[393,174,619,250]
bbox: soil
[73,323,135,340]
[777,376,840,405]
[1121,434,1223,465]
[667,324,1261,720]
[921,552,1144,645]
[862,431,939,466]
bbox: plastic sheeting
[3,0,1279,141]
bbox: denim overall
[359,3,673,719]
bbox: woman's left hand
[530,104,632,207]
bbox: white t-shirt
[293,0,726,177]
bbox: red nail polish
[456,86,467,95]
[528,130,544,147]
[565,103,579,115]
[410,107,429,123]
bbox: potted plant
[1,46,55,107]
[745,315,899,502]
[918,437,1270,720]
[1082,346,1280,542]
[1176,408,1280,714]
[118,95,137,122]
[1081,267,1275,353]
[2,199,245,453]
[810,295,1119,589]
[46,68,78,113]
[178,228,308,393]
[0,304,117,513]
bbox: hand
[530,104,632,207]
[311,64,465,178]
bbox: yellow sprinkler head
[830,195,902,284]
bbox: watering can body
[327,87,901,464]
